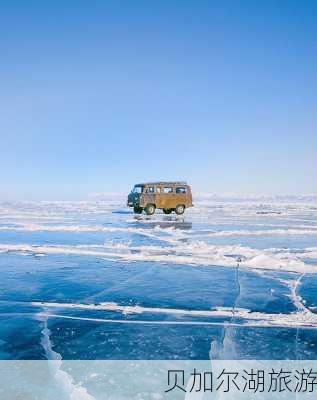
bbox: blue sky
[0,0,316,200]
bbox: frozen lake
[1,196,317,360]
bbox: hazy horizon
[1,191,317,203]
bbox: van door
[141,186,156,208]
[154,186,164,209]
[161,186,175,209]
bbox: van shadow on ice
[130,215,192,231]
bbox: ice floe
[0,242,316,273]
[33,301,317,328]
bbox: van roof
[135,181,188,186]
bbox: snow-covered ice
[0,196,317,360]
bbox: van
[127,181,193,215]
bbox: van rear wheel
[133,206,143,214]
[145,204,156,215]
[175,204,185,215]
[163,208,172,214]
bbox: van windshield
[132,186,143,193]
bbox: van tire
[163,208,172,214]
[175,204,185,215]
[145,204,156,215]
[133,206,143,214]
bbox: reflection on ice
[129,215,193,230]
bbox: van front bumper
[127,199,140,207]
[127,193,141,207]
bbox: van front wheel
[133,206,143,214]
[145,204,156,215]
[163,208,172,214]
[175,204,185,215]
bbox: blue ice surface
[0,200,316,360]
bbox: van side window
[163,187,173,193]
[176,187,186,194]
[146,186,155,193]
